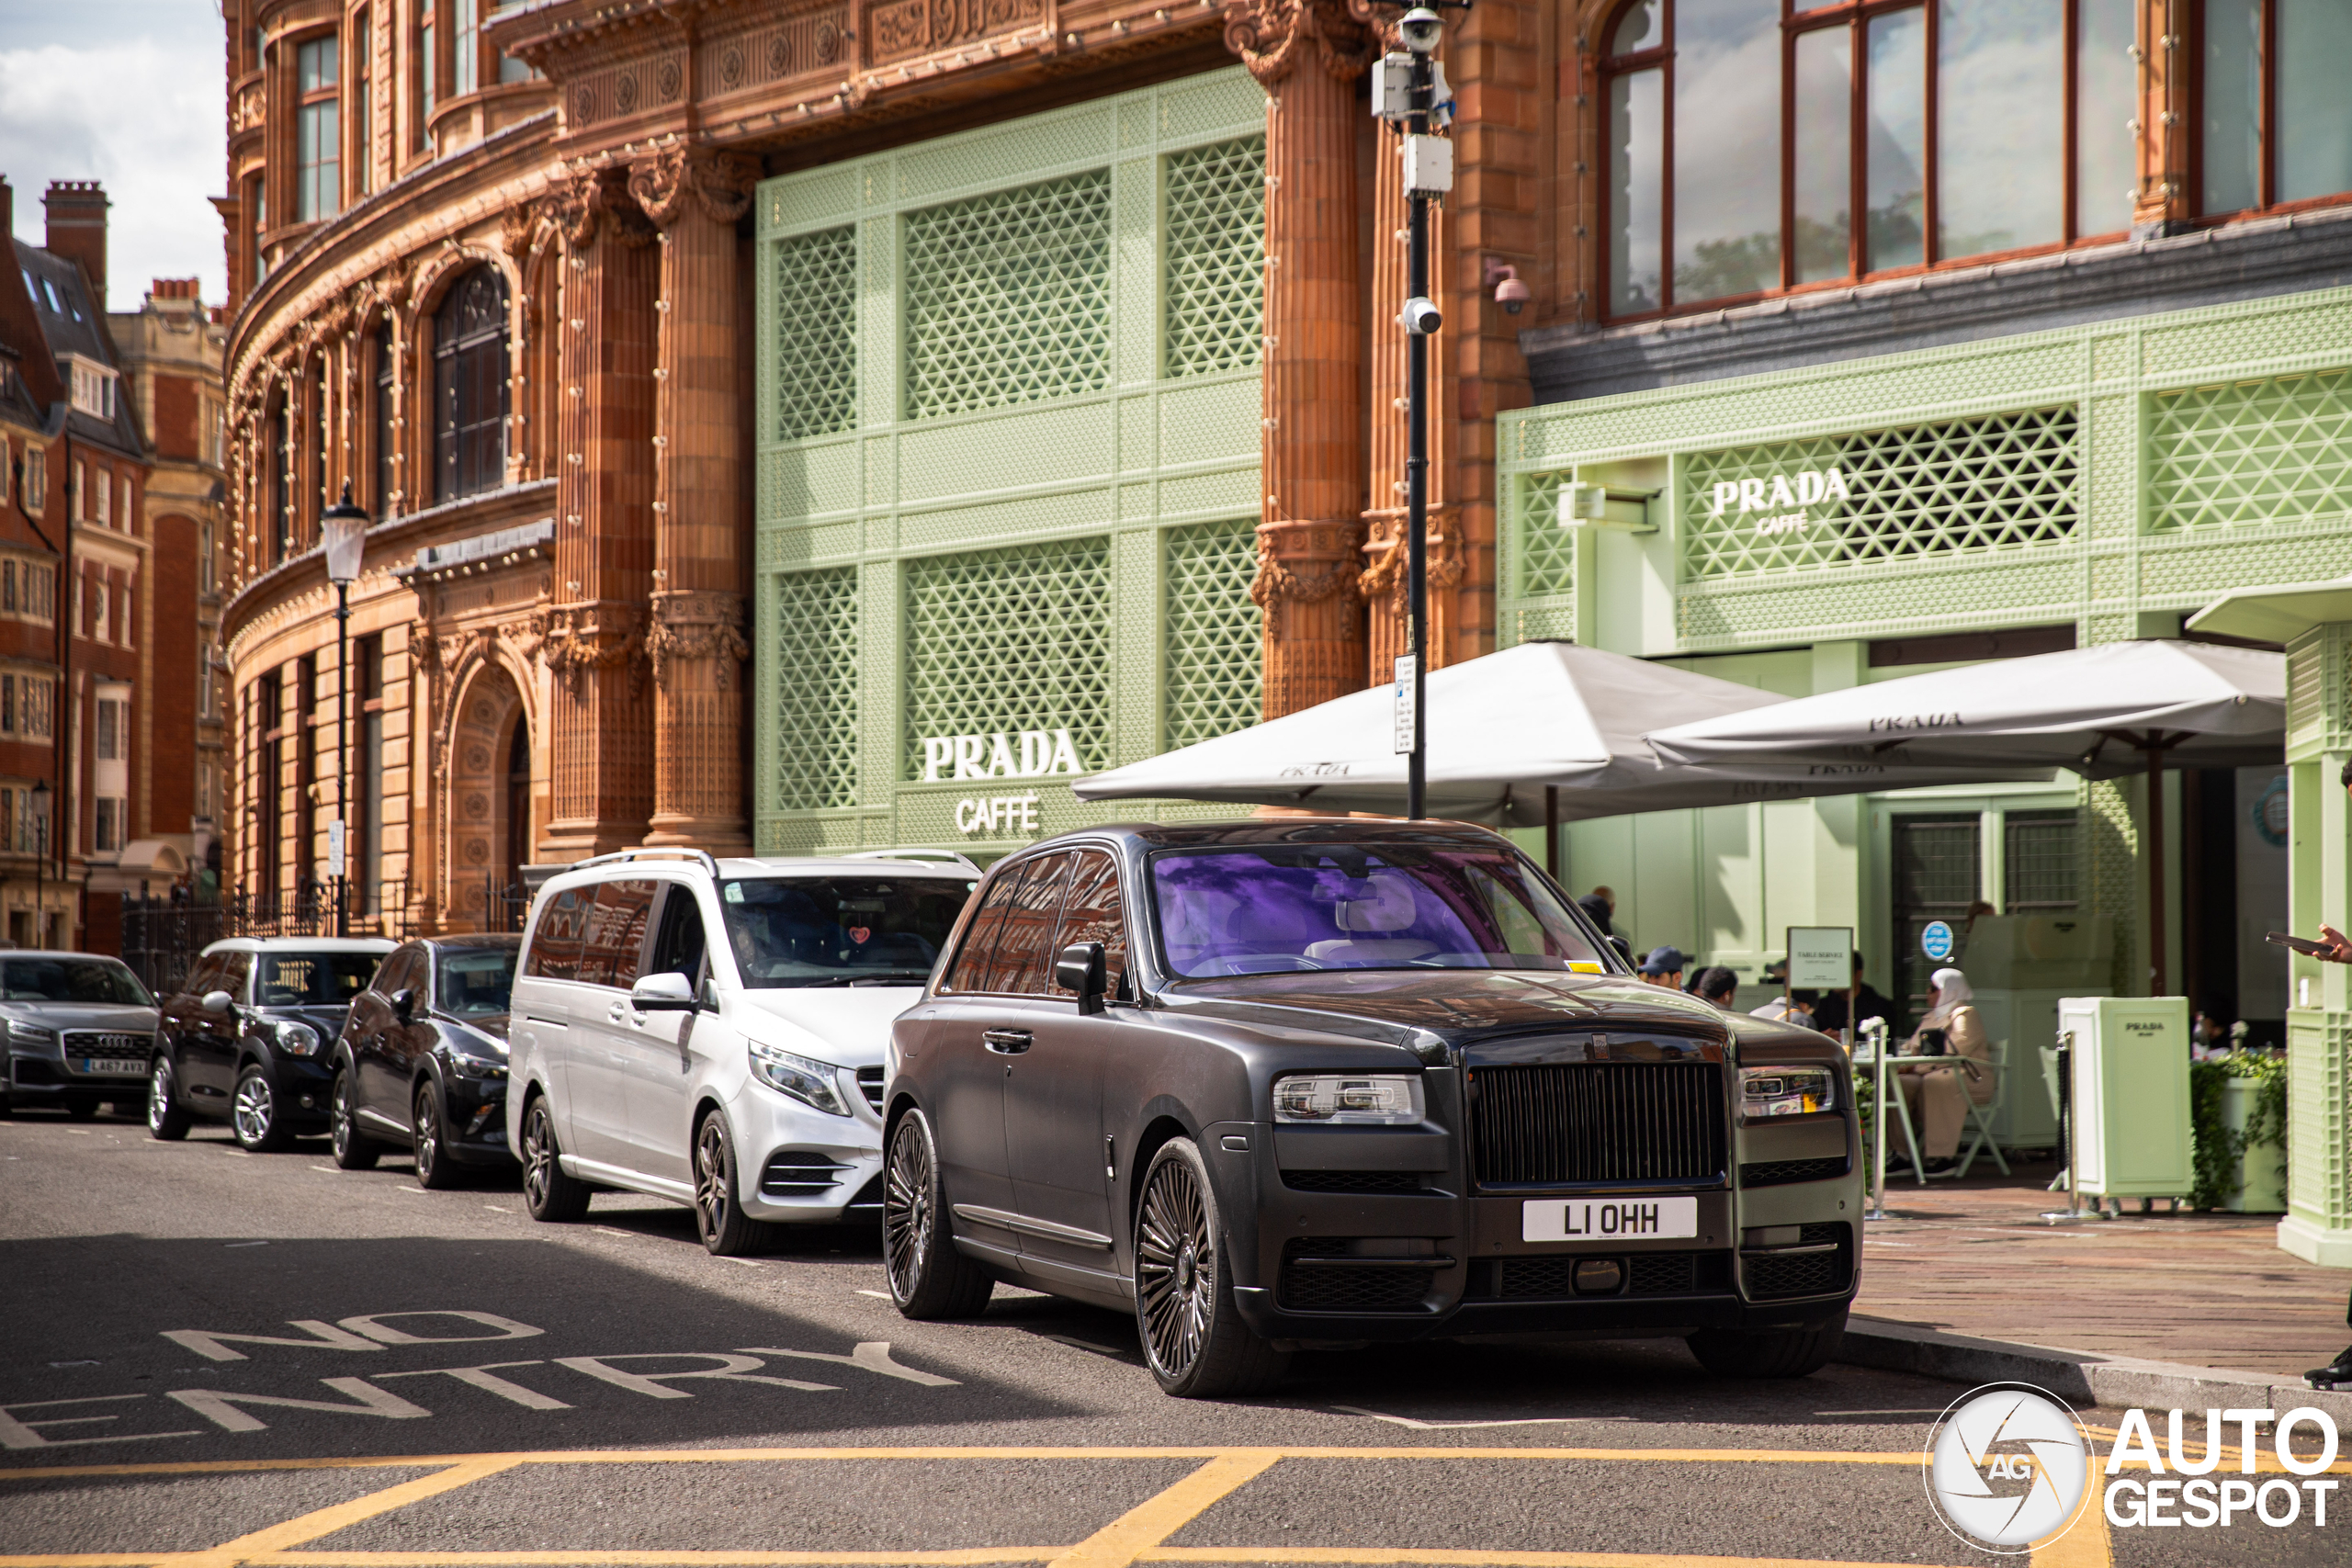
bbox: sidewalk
[1835,1156,2352,1409]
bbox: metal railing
[119,880,414,997]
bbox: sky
[0,0,226,312]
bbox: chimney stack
[42,180,110,302]
[0,178,13,259]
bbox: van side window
[648,886,707,984]
[939,863,1027,994]
[1053,850,1128,1001]
[525,887,591,981]
[579,879,658,989]
[993,852,1074,996]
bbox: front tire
[1135,1138,1288,1398]
[231,1065,292,1152]
[413,1080,461,1190]
[520,1097,592,1222]
[147,1055,191,1140]
[1686,1309,1847,1379]
[692,1110,775,1257]
[329,1068,379,1168]
[882,1109,994,1319]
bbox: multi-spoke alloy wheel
[232,1066,288,1152]
[330,1069,377,1168]
[693,1111,772,1257]
[520,1099,590,1222]
[881,1110,992,1318]
[146,1055,189,1141]
[413,1082,458,1189]
[1132,1139,1288,1398]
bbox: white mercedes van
[505,847,978,1254]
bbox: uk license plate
[1522,1196,1699,1244]
[79,1059,148,1076]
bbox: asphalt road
[1,1106,2341,1568]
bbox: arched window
[435,266,509,502]
[1602,0,2139,321]
[2199,1,2352,218]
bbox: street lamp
[29,778,50,950]
[321,483,368,939]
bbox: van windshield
[1149,844,1609,980]
[718,876,976,988]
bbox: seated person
[1690,965,1738,1009]
[1808,952,1898,1036]
[1890,965,1994,1176]
[1747,962,1816,1029]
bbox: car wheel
[882,1109,994,1319]
[1686,1310,1847,1379]
[231,1065,293,1152]
[692,1111,775,1257]
[147,1055,191,1141]
[519,1097,591,1222]
[1135,1138,1288,1399]
[413,1080,462,1190]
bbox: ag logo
[1923,1382,2094,1553]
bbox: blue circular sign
[1921,919,1955,962]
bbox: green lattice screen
[1163,518,1262,748]
[1164,137,1265,380]
[902,537,1112,779]
[775,568,861,810]
[2148,368,2352,529]
[1681,407,2080,579]
[774,226,858,442]
[1517,470,1575,597]
[903,171,1111,421]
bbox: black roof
[9,239,141,454]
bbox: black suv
[882,820,1860,1397]
[149,939,392,1150]
[329,935,522,1186]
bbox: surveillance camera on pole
[1368,0,1468,821]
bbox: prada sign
[1707,467,1854,537]
[920,728,1084,783]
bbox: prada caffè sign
[1708,466,1855,537]
[919,728,1086,840]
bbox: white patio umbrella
[1074,641,2045,835]
[1647,639,2288,993]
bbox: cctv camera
[1401,296,1442,335]
[1397,6,1444,52]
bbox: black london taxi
[880,820,1861,1398]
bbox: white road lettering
[166,1376,432,1433]
[0,1395,201,1450]
[339,1311,545,1347]
[162,1319,381,1362]
[552,1354,837,1398]
[375,1360,572,1410]
[736,1343,961,1387]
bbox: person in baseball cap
[1638,946,1688,988]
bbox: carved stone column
[1226,0,1373,718]
[541,164,659,861]
[630,144,756,854]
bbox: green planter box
[2217,1077,2288,1213]
[2190,1055,2289,1213]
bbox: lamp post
[1374,4,1465,819]
[30,778,49,949]
[320,483,369,940]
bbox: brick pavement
[1851,1156,2352,1378]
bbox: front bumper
[257,1054,336,1127]
[730,1079,885,1224]
[7,1051,149,1104]
[436,1075,514,1167]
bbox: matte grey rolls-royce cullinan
[880,820,1862,1398]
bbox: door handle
[982,1030,1032,1055]
[608,1002,628,1023]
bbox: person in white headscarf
[1891,965,1994,1174]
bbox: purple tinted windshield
[1149,845,1607,979]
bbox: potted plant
[2189,1052,2287,1213]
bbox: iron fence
[119,880,413,998]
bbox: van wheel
[520,1098,591,1222]
[146,1056,190,1141]
[1135,1138,1289,1398]
[1687,1311,1847,1379]
[232,1066,292,1152]
[693,1110,775,1257]
[329,1068,378,1168]
[882,1109,994,1318]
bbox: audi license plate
[1522,1196,1699,1244]
[79,1059,148,1077]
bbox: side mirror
[630,972,696,1012]
[200,989,233,1014]
[390,988,416,1022]
[1054,942,1108,1016]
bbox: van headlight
[748,1041,851,1117]
[1739,1065,1836,1120]
[1272,1073,1423,1124]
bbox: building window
[434,266,510,502]
[353,7,371,198]
[356,635,383,916]
[1601,0,2141,320]
[92,572,110,645]
[454,0,478,96]
[94,683,129,854]
[272,401,294,564]
[66,358,116,420]
[22,447,42,515]
[96,695,121,761]
[95,466,111,526]
[199,522,215,595]
[416,5,435,142]
[297,35,341,223]
[2200,0,2352,216]
[1,675,51,739]
[374,321,397,513]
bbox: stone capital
[628,144,762,230]
[646,590,750,686]
[1250,516,1364,610]
[1222,0,1374,86]
[553,164,655,250]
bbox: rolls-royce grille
[1281,1169,1425,1193]
[1469,1062,1725,1187]
[63,1032,153,1060]
[1740,1156,1849,1188]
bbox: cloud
[0,28,227,312]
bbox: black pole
[335,581,350,939]
[1404,46,1431,821]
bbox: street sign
[327,819,346,878]
[1786,926,1852,990]
[1921,919,1954,962]
[1393,655,1418,755]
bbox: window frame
[1598,0,2139,323]
[294,31,342,224]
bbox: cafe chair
[1933,1040,2012,1181]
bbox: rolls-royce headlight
[1739,1065,1836,1120]
[748,1041,851,1117]
[1272,1073,1423,1124]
